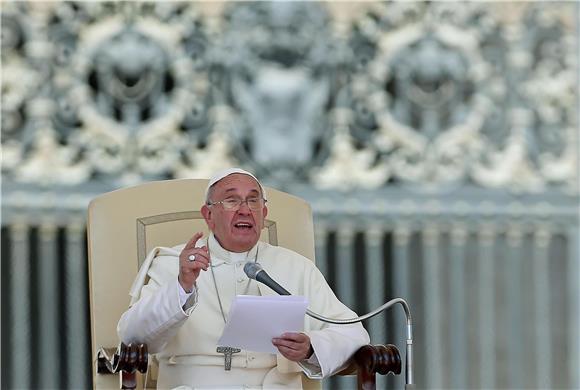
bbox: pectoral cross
[216,346,241,370]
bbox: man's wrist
[178,276,194,293]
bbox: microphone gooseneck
[244,261,414,387]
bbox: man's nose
[237,200,252,213]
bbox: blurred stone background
[1,1,578,389]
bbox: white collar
[208,233,259,265]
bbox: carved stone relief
[1,1,577,193]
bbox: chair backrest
[87,179,317,389]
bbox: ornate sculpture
[1,1,577,193]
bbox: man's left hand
[272,332,313,362]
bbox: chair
[87,179,401,389]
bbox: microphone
[243,262,291,296]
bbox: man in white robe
[118,168,370,389]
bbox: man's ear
[262,205,268,219]
[201,204,212,225]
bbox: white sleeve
[117,280,198,354]
[178,281,198,311]
[304,322,369,378]
[298,350,322,378]
[301,265,370,378]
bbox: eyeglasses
[207,197,266,211]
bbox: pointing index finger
[184,232,204,250]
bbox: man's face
[201,173,268,253]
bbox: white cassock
[118,234,369,389]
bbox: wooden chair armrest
[96,342,148,389]
[337,344,402,390]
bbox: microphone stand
[305,298,414,389]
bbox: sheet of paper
[218,295,308,354]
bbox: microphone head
[244,262,263,280]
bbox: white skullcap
[205,167,267,202]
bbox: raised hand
[178,232,210,292]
